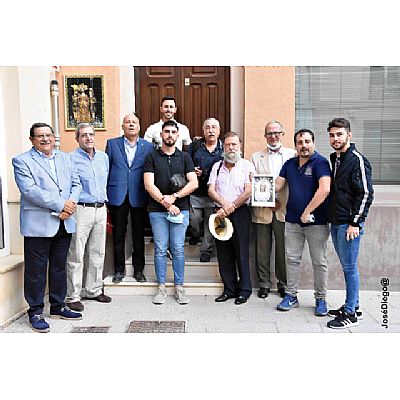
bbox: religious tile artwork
[64,75,105,130]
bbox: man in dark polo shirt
[188,117,224,262]
[144,120,198,305]
[275,129,331,317]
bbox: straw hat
[209,213,234,241]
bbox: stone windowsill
[0,255,24,274]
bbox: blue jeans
[330,223,365,314]
[149,211,189,285]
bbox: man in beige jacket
[251,121,296,298]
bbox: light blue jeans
[330,223,364,314]
[149,210,189,285]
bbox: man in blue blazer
[106,114,153,283]
[12,122,83,333]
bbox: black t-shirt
[144,148,195,212]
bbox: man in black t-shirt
[144,120,198,305]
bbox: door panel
[135,66,182,136]
[182,66,230,138]
[135,66,230,138]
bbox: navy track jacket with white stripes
[328,143,374,227]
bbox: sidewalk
[1,289,399,333]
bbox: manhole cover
[71,326,110,333]
[127,320,185,333]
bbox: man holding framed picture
[251,121,296,299]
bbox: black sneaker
[189,237,200,245]
[328,304,363,320]
[327,310,359,329]
[134,271,147,282]
[112,272,125,283]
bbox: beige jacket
[251,147,296,224]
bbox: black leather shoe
[112,272,124,283]
[215,294,233,303]
[134,271,146,283]
[257,288,270,298]
[234,296,248,305]
[189,237,200,245]
[200,253,211,263]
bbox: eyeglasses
[33,133,54,139]
[265,131,283,137]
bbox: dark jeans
[108,195,146,275]
[24,221,71,317]
[215,205,252,298]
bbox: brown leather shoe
[86,293,112,303]
[67,301,84,311]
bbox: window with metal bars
[295,66,400,184]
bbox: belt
[78,202,104,208]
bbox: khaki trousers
[66,205,107,302]
[254,213,287,289]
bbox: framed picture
[251,174,275,207]
[64,75,105,130]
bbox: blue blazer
[105,136,153,207]
[12,148,82,237]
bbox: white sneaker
[153,284,167,305]
[175,285,189,305]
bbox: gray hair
[265,120,284,133]
[75,123,95,140]
[203,118,220,129]
[223,131,242,144]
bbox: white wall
[119,66,135,122]
[0,66,53,255]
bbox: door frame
[131,66,244,141]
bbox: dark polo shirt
[279,151,331,226]
[144,148,195,212]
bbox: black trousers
[215,205,252,298]
[24,221,71,317]
[108,195,146,275]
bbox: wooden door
[135,66,230,138]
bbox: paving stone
[2,290,399,334]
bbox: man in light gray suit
[12,122,83,333]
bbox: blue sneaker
[50,306,82,320]
[29,314,50,333]
[277,294,299,311]
[314,298,328,316]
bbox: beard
[162,137,176,147]
[223,150,241,164]
[331,140,348,151]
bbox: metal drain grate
[71,326,110,333]
[127,320,186,333]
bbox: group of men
[12,92,373,332]
[252,119,373,329]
